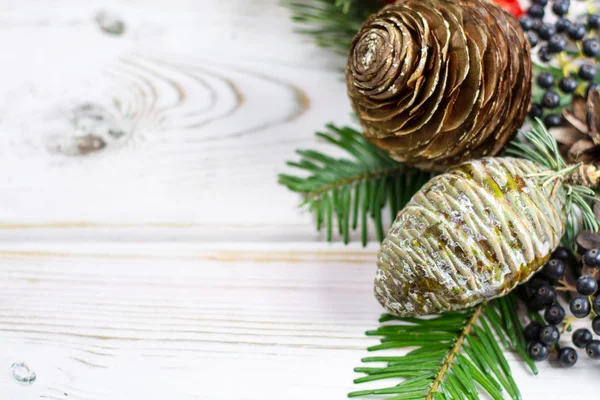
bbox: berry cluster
[524,247,600,367]
[520,0,600,127]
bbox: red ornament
[380,0,523,18]
[493,0,524,17]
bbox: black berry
[568,23,587,40]
[576,275,598,295]
[552,0,570,16]
[528,4,546,18]
[534,284,557,307]
[555,18,571,33]
[541,91,560,108]
[548,34,567,52]
[552,246,571,262]
[529,275,549,290]
[544,113,562,127]
[529,103,544,118]
[524,321,543,341]
[586,340,600,359]
[527,31,540,47]
[559,76,578,93]
[528,341,550,361]
[537,72,555,88]
[593,316,600,335]
[589,14,600,29]
[579,64,597,81]
[593,296,600,314]
[539,324,560,345]
[519,15,535,31]
[538,23,557,40]
[573,328,593,348]
[570,296,591,318]
[544,305,565,325]
[583,248,600,268]
[541,259,566,280]
[583,38,600,57]
[530,298,547,311]
[539,46,553,62]
[558,347,578,367]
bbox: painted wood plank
[0,244,596,399]
[1,1,599,399]
[0,0,357,243]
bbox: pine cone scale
[378,75,451,153]
[444,11,469,94]
[556,89,600,164]
[421,52,482,159]
[350,33,392,91]
[588,90,600,142]
[351,25,398,91]
[388,58,451,139]
[443,41,481,132]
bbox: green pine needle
[505,119,600,249]
[278,124,432,246]
[335,0,358,12]
[350,293,532,400]
[283,0,381,54]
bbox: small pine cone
[558,87,600,166]
[375,158,566,316]
[346,0,532,171]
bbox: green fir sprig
[505,119,600,248]
[350,293,535,400]
[278,124,433,246]
[283,0,380,53]
[278,120,600,247]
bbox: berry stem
[561,316,578,333]
[559,53,572,77]
[586,0,596,14]
[582,266,600,279]
[556,280,577,292]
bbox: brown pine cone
[556,87,600,165]
[345,0,532,171]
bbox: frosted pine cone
[375,158,566,316]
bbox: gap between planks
[0,242,380,263]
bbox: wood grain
[0,244,597,399]
[0,0,353,242]
[0,245,378,400]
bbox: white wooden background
[0,1,597,399]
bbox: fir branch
[283,0,381,54]
[278,124,432,245]
[350,294,530,399]
[427,305,482,399]
[505,119,600,245]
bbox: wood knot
[95,11,126,36]
[45,102,129,156]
